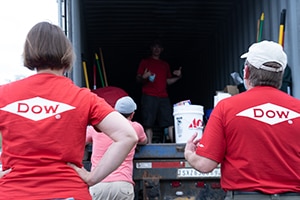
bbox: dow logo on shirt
[236,103,300,125]
[0,97,75,121]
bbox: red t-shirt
[196,86,300,194]
[137,57,172,97]
[0,73,114,200]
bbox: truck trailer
[132,143,224,199]
[59,0,300,108]
[62,0,300,199]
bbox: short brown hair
[246,61,283,89]
[150,39,163,48]
[23,22,75,72]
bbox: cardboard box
[214,92,231,107]
[213,85,239,107]
[224,85,239,96]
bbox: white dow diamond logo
[0,97,75,121]
[236,103,300,125]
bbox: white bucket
[173,105,204,144]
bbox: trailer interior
[66,0,298,122]
[75,0,239,114]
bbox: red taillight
[211,182,221,189]
[195,181,205,188]
[171,181,181,188]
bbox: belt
[231,191,300,196]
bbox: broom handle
[95,53,105,87]
[99,48,108,86]
[82,61,90,89]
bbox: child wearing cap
[86,96,147,200]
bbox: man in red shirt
[136,40,182,143]
[185,40,300,200]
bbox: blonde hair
[23,22,75,72]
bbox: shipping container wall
[65,0,300,100]
[214,0,300,98]
[59,0,84,88]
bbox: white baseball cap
[114,96,137,114]
[240,40,287,72]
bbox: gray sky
[0,0,58,84]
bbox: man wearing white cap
[86,96,147,200]
[185,40,300,199]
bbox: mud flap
[143,177,161,200]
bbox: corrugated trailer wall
[65,0,300,103]
[214,0,300,98]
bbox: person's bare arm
[69,111,138,186]
[136,74,145,83]
[167,66,182,85]
[184,133,218,173]
[167,76,181,85]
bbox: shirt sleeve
[131,121,147,143]
[166,62,172,78]
[195,103,226,163]
[89,93,115,126]
[137,59,147,75]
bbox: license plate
[177,168,221,178]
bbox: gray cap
[114,96,137,114]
